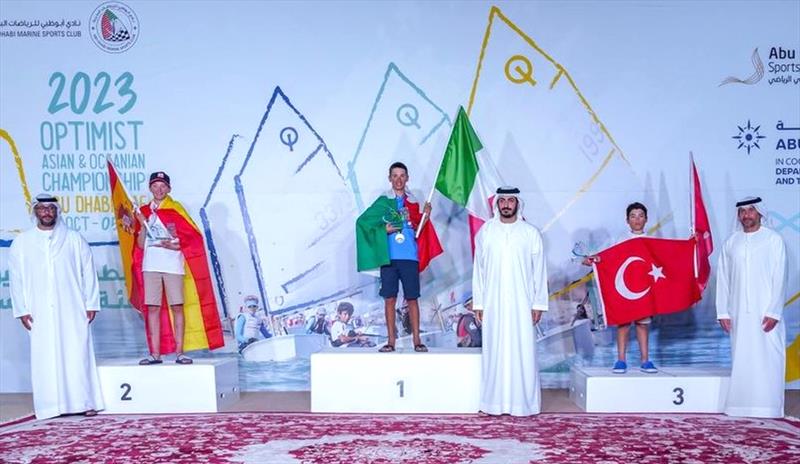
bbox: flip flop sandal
[175,354,193,364]
[138,356,163,365]
[414,344,429,352]
[378,344,395,352]
[84,409,98,417]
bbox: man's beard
[37,215,56,228]
[740,218,758,229]
[499,205,518,219]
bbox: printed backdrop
[1,0,798,392]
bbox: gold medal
[394,232,405,244]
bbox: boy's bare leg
[616,324,631,361]
[407,298,422,345]
[635,323,649,363]
[146,305,161,359]
[383,297,397,346]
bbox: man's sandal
[138,356,163,365]
[414,344,429,353]
[378,344,395,353]
[175,354,193,364]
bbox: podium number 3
[673,387,684,405]
[120,383,132,401]
[396,380,405,398]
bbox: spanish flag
[107,162,224,353]
[108,161,137,307]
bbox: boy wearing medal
[356,162,434,353]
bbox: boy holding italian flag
[356,162,442,353]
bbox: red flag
[593,237,701,326]
[691,156,713,292]
[404,196,443,272]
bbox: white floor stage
[311,348,481,413]
[97,358,239,414]
[570,365,731,413]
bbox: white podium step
[98,357,239,414]
[570,365,730,413]
[311,348,481,413]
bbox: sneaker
[612,360,627,374]
[640,360,658,373]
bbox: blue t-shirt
[387,196,418,261]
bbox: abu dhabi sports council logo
[732,120,766,155]
[89,2,139,53]
[719,48,765,86]
[720,47,800,87]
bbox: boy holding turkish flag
[583,202,658,374]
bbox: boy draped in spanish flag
[133,171,223,365]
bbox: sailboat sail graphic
[467,6,645,286]
[236,87,362,317]
[0,129,32,242]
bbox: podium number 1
[673,387,684,405]
[120,383,132,401]
[396,380,405,398]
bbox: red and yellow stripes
[107,162,136,303]
[121,191,223,354]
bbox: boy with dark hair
[584,202,658,374]
[355,161,442,352]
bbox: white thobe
[472,218,549,416]
[716,226,787,418]
[9,224,104,419]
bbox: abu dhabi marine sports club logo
[89,2,139,53]
[731,120,766,155]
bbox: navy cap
[149,171,171,187]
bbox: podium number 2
[672,387,684,405]
[396,380,405,398]
[120,383,132,401]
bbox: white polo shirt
[142,202,185,275]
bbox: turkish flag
[692,158,713,292]
[593,237,701,326]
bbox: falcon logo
[89,2,139,54]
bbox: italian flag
[356,194,443,274]
[434,107,503,249]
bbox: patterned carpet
[1,413,798,463]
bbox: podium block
[311,348,481,413]
[570,366,730,413]
[98,358,239,414]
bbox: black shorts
[379,259,420,300]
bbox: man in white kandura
[9,194,104,419]
[472,187,549,416]
[716,196,787,418]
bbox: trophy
[383,207,411,244]
[571,241,591,262]
[147,215,178,246]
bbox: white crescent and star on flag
[614,256,666,301]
